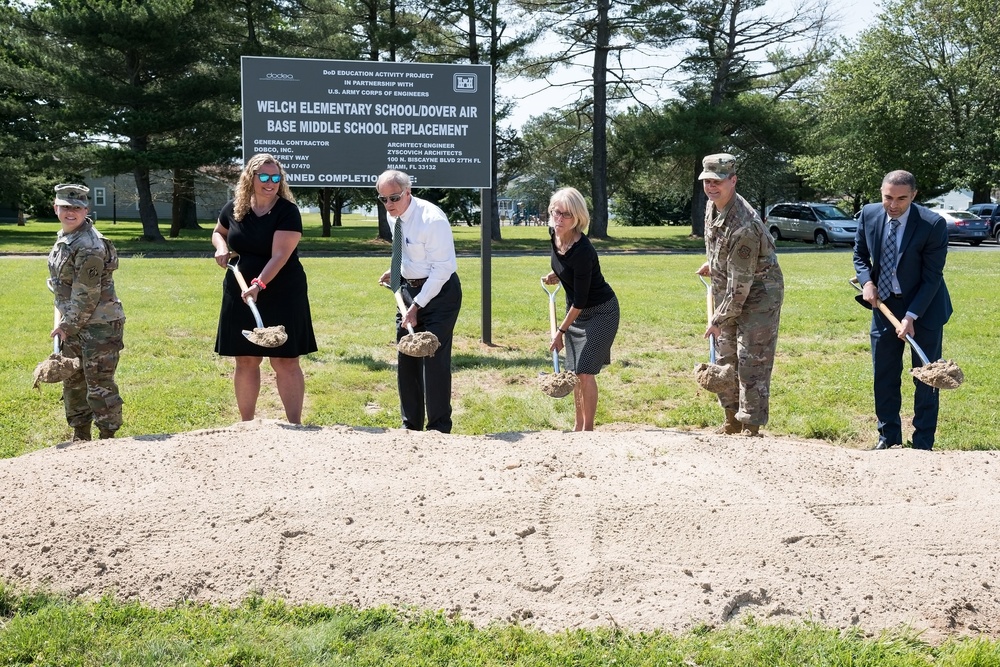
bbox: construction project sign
[241,56,493,188]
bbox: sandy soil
[2,420,999,641]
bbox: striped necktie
[390,216,402,291]
[877,218,899,300]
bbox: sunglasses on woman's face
[257,173,282,183]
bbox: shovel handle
[227,259,265,329]
[52,306,61,355]
[699,275,717,363]
[393,289,416,335]
[541,278,561,373]
[849,278,931,365]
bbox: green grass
[0,215,706,256]
[1,586,998,666]
[4,241,997,456]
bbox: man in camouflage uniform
[47,184,126,441]
[695,154,784,436]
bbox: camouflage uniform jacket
[704,193,783,328]
[48,218,125,336]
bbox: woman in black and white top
[542,186,620,431]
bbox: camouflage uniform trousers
[60,319,125,432]
[714,298,781,426]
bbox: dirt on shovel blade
[245,326,288,348]
[694,362,735,394]
[398,332,440,357]
[539,371,578,398]
[911,359,964,390]
[32,354,80,388]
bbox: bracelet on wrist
[558,327,568,334]
[251,278,266,290]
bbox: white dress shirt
[393,195,458,308]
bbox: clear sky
[497,0,883,129]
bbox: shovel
[538,278,577,398]
[32,305,81,388]
[225,253,288,348]
[849,278,963,390]
[380,281,440,357]
[694,275,736,393]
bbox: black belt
[888,293,903,299]
[404,278,427,289]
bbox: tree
[515,0,686,237]
[675,0,835,235]
[10,0,246,241]
[797,0,1000,205]
[426,0,541,242]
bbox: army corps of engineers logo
[453,73,478,93]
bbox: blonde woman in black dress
[211,154,317,424]
[541,187,620,431]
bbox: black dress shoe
[871,438,899,450]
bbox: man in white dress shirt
[377,169,463,433]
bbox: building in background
[85,169,235,222]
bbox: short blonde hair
[548,187,590,233]
[233,154,295,221]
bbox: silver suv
[765,202,856,246]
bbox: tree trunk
[377,205,391,241]
[133,164,164,242]
[488,0,502,241]
[319,188,331,237]
[332,190,344,227]
[589,0,610,239]
[169,168,199,237]
[690,155,706,237]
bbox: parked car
[765,202,856,246]
[932,209,989,246]
[966,202,999,242]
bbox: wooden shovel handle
[394,289,416,335]
[849,278,931,365]
[849,278,903,328]
[52,306,61,355]
[229,262,251,292]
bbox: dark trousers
[870,296,943,449]
[397,273,462,433]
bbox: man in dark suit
[853,170,952,450]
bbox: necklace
[555,232,579,254]
[251,197,276,217]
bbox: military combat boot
[72,424,92,441]
[716,409,742,435]
[742,424,761,437]
[98,427,116,440]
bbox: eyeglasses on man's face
[377,192,406,204]
[257,173,282,183]
[550,209,574,220]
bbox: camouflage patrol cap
[54,183,90,207]
[698,153,737,180]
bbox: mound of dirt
[2,421,999,640]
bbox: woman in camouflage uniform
[47,184,126,441]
